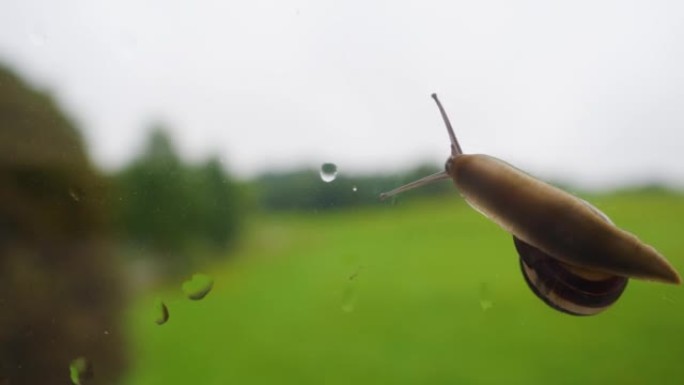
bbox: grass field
[123,191,684,385]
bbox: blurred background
[1,1,683,384]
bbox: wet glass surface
[2,2,684,385]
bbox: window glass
[1,2,683,384]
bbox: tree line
[108,127,454,270]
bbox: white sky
[1,0,683,188]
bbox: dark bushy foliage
[112,127,243,272]
[0,64,126,385]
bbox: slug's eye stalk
[379,93,462,201]
[431,93,462,157]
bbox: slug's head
[444,155,458,179]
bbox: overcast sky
[1,0,683,188]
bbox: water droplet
[342,269,361,312]
[352,186,358,192]
[154,299,169,325]
[662,295,676,304]
[320,163,338,183]
[68,189,80,202]
[341,286,356,313]
[348,265,363,281]
[182,274,214,300]
[69,357,93,385]
[28,28,46,47]
[103,330,109,335]
[479,283,493,311]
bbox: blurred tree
[112,127,243,273]
[189,157,242,248]
[114,127,188,252]
[0,63,126,384]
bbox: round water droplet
[352,186,358,192]
[69,357,93,385]
[320,163,338,183]
[154,299,169,325]
[182,273,214,300]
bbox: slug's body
[381,94,680,316]
[451,154,678,283]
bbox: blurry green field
[124,192,684,385]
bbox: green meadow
[124,192,684,385]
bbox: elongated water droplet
[182,274,214,300]
[69,188,80,202]
[320,163,338,183]
[479,282,493,311]
[69,357,93,385]
[341,286,356,313]
[155,299,169,325]
[342,268,361,312]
